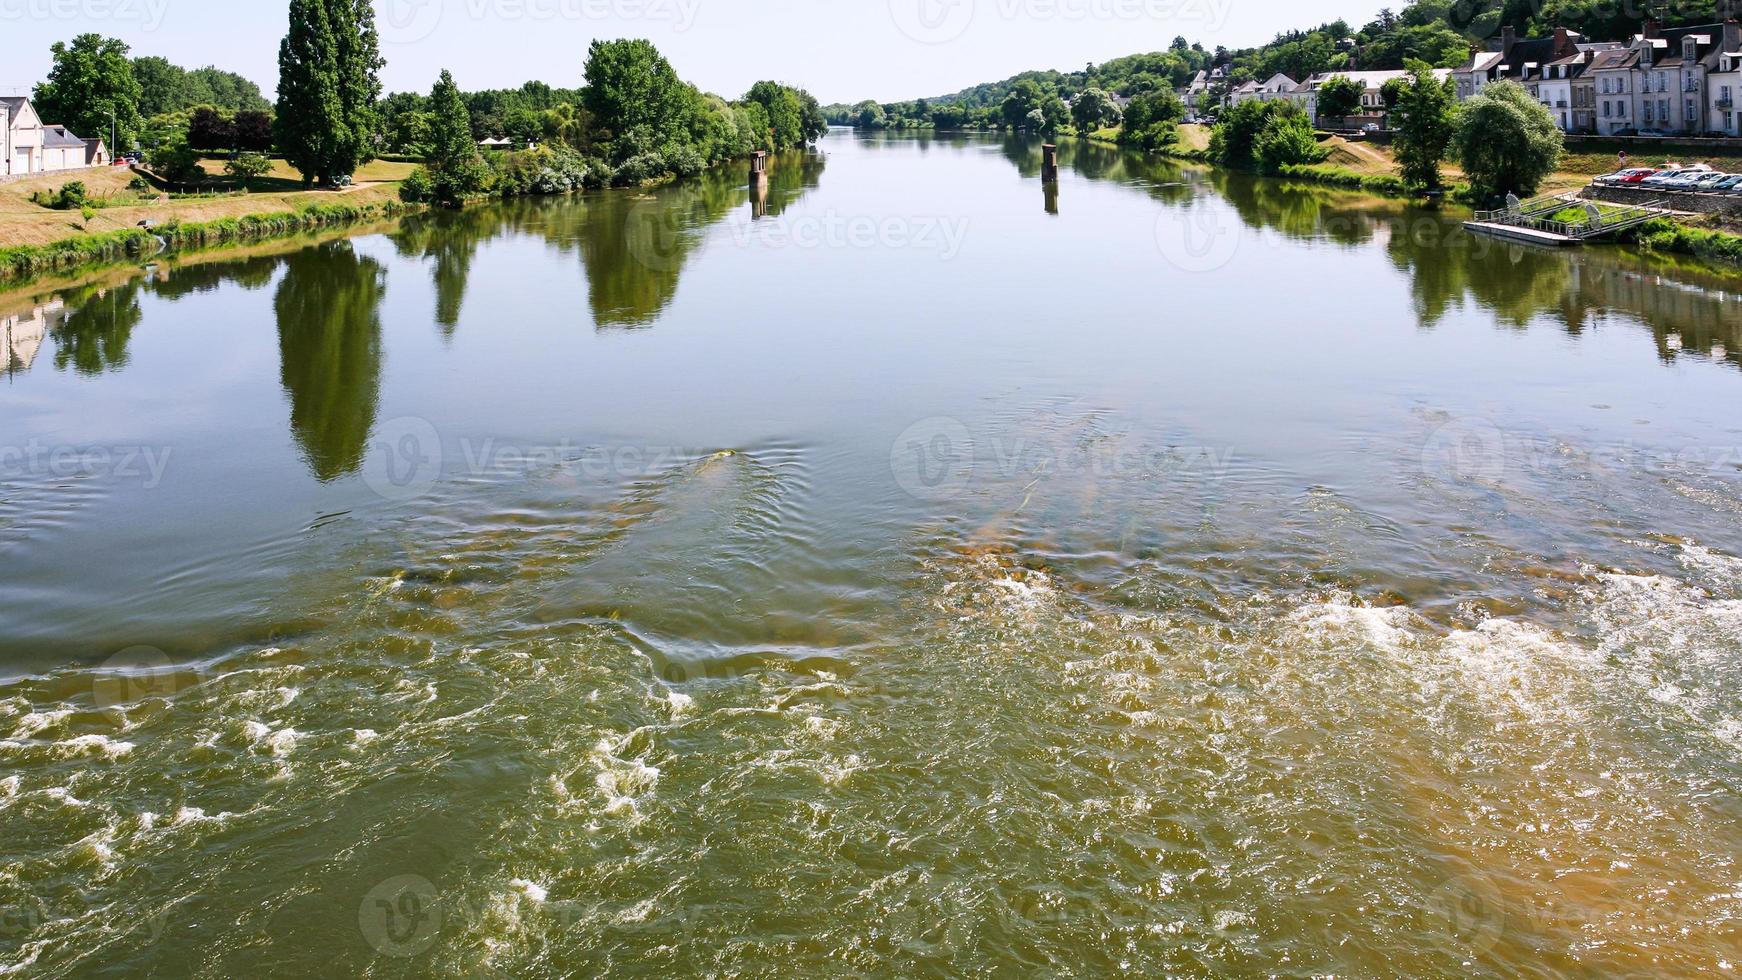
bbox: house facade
[1711,50,1741,136]
[2,96,107,178]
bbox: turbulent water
[3,133,1742,976]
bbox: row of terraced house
[1190,19,1742,139]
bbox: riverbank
[0,190,421,286]
[1077,122,1742,269]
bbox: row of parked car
[1593,163,1742,195]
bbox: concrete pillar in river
[1041,144,1059,183]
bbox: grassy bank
[1627,217,1742,265]
[0,197,421,286]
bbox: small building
[3,96,107,177]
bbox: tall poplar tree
[275,0,384,185]
[427,71,476,171]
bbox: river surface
[3,132,1742,977]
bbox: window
[1728,111,1735,130]
[1644,102,1654,122]
[1687,98,1697,123]
[1603,101,1612,118]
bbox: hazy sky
[1,0,1386,105]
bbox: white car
[1640,168,1701,187]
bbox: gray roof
[41,125,88,148]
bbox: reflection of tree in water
[146,255,280,300]
[52,283,142,376]
[273,242,386,482]
[389,207,497,339]
[1387,215,1742,368]
[568,149,824,329]
[1002,135,1193,206]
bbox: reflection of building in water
[1,299,64,376]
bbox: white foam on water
[509,878,548,903]
[265,728,299,758]
[0,775,18,797]
[58,734,135,760]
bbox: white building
[3,96,108,177]
[1710,49,1741,136]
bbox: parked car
[1361,122,1382,133]
[1639,169,1695,187]
[1715,174,1742,193]
[1613,127,1640,136]
[1638,128,1670,137]
[1595,168,1656,185]
[1687,172,1734,193]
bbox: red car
[1596,168,1657,185]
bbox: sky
[1,0,1387,105]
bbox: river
[2,131,1740,976]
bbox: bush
[127,175,153,193]
[1631,218,1742,265]
[1117,91,1185,153]
[1277,164,1409,197]
[49,181,91,210]
[1253,111,1328,173]
[612,152,671,186]
[149,137,206,185]
[1211,100,1322,172]
[398,166,435,203]
[224,152,273,186]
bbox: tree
[1390,63,1458,190]
[1380,76,1409,113]
[1453,80,1563,199]
[427,70,477,171]
[852,100,887,129]
[1070,88,1121,136]
[413,69,492,204]
[582,39,696,148]
[1316,74,1365,120]
[234,110,276,152]
[1211,99,1323,172]
[1254,107,1327,173]
[1117,90,1184,151]
[34,34,143,149]
[275,0,384,186]
[187,106,236,150]
[225,151,273,188]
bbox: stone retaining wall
[1581,183,1742,217]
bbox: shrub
[48,181,91,210]
[1253,111,1328,173]
[1211,100,1322,172]
[398,166,435,203]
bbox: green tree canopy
[1316,75,1365,119]
[1390,63,1458,190]
[275,0,383,185]
[1453,80,1563,199]
[34,34,143,149]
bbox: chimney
[1553,26,1571,56]
[1642,18,1662,39]
[1501,25,1517,53]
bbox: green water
[3,133,1741,976]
